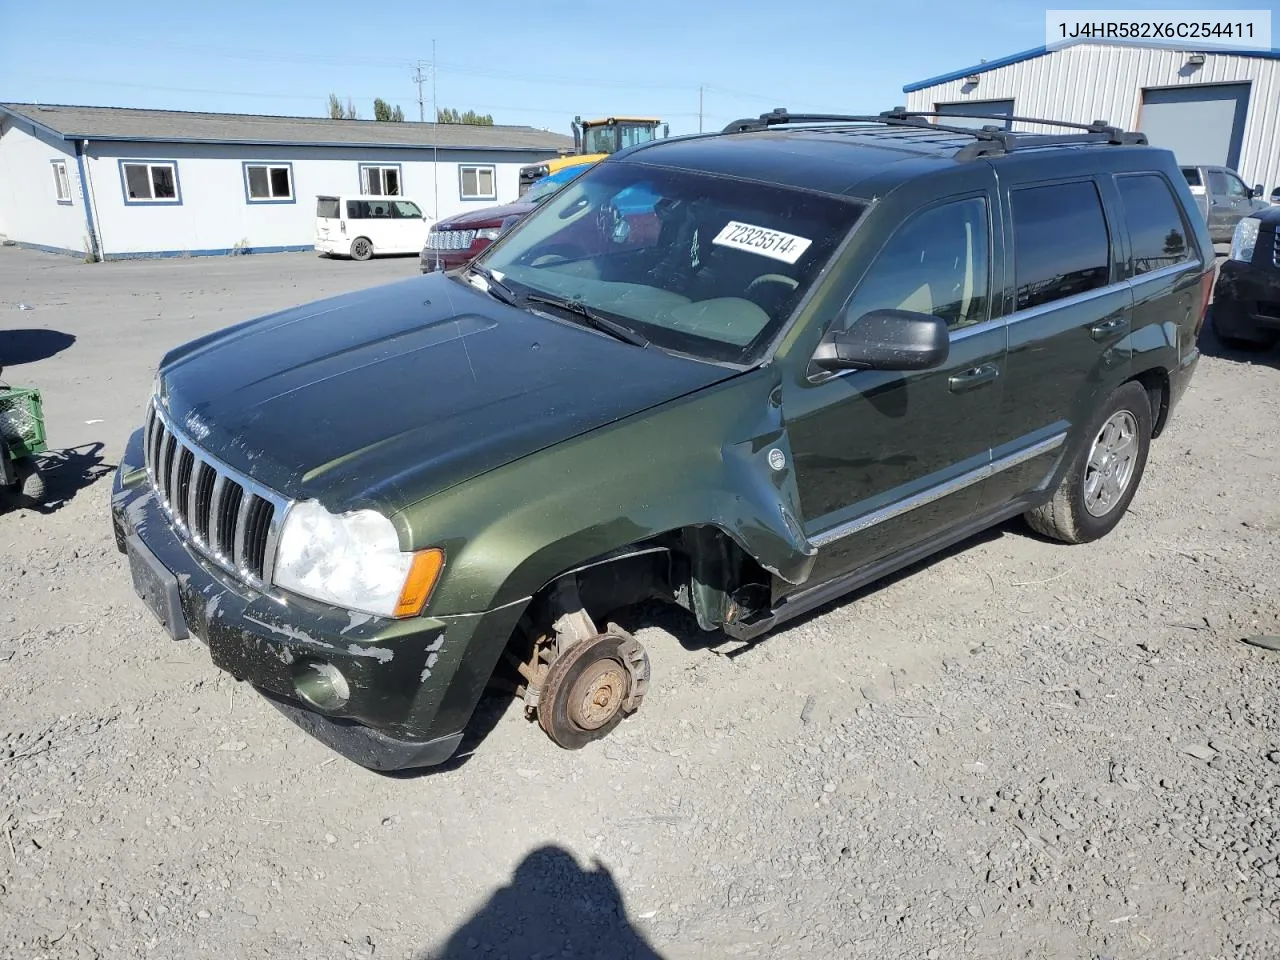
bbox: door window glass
[1225,173,1250,200]
[1116,175,1194,277]
[391,200,423,218]
[1207,169,1228,194]
[842,197,990,331]
[1011,181,1110,310]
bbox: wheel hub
[1083,409,1139,517]
[570,661,628,730]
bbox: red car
[420,167,584,273]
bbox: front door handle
[948,362,1000,393]
[1090,315,1129,340]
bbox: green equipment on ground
[0,367,48,507]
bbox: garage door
[935,100,1015,130]
[1139,83,1250,169]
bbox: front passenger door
[786,194,1007,587]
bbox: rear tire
[350,237,373,261]
[1025,382,1152,544]
[16,460,45,506]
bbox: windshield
[582,125,619,155]
[582,123,658,155]
[475,160,865,363]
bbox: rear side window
[1207,169,1227,194]
[1181,168,1201,188]
[1011,181,1111,311]
[346,199,392,219]
[1116,175,1194,277]
[316,198,340,219]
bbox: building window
[360,164,401,195]
[459,164,496,201]
[51,160,72,204]
[120,160,181,204]
[244,162,294,203]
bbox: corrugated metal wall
[906,44,1280,195]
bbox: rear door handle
[948,362,1000,393]
[1090,315,1129,340]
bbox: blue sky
[0,0,1265,134]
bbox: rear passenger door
[1114,172,1203,360]
[977,177,1132,508]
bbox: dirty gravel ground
[2,245,1279,960]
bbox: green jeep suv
[111,108,1212,770]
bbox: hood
[436,201,538,230]
[156,272,738,513]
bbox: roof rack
[719,106,1147,160]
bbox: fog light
[292,659,350,712]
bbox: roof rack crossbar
[720,107,1147,159]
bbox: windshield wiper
[465,264,520,307]
[525,293,650,348]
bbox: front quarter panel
[401,368,817,617]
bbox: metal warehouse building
[0,103,572,260]
[905,41,1280,197]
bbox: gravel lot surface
[1,246,1279,960]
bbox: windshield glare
[477,161,864,363]
[524,174,577,205]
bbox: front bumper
[1213,259,1280,337]
[109,428,525,771]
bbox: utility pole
[699,85,703,133]
[412,60,427,123]
[431,39,439,220]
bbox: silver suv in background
[1181,165,1269,243]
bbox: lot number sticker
[712,221,812,264]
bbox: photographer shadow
[422,845,664,960]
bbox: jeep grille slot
[216,482,244,560]
[173,448,195,526]
[191,462,216,543]
[241,496,275,579]
[1273,229,1279,267]
[141,401,290,590]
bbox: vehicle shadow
[0,329,76,366]
[612,525,1010,657]
[28,442,114,513]
[1197,307,1279,366]
[418,845,665,960]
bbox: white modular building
[0,103,572,260]
[904,41,1280,197]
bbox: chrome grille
[425,228,477,251]
[143,403,289,588]
[1272,229,1280,267]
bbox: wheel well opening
[508,528,774,659]
[1130,368,1170,438]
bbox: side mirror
[1254,184,1264,199]
[813,309,949,372]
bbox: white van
[315,195,434,260]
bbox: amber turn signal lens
[393,548,446,618]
